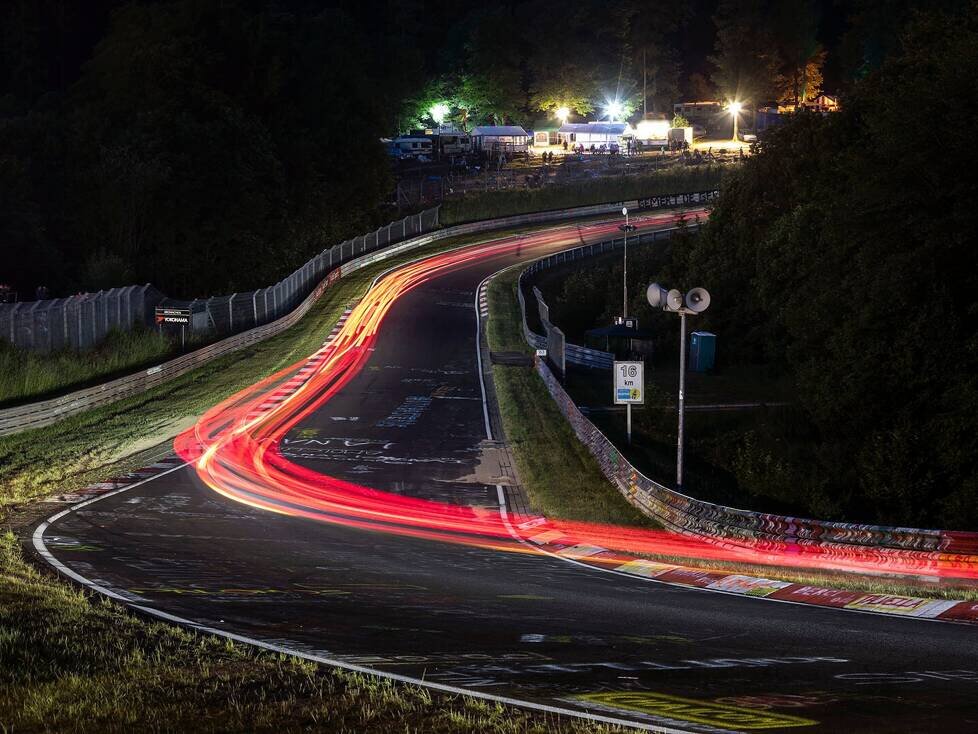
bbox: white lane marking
[33,470,681,733]
[474,275,495,441]
[32,223,699,734]
[473,257,976,630]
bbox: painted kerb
[0,192,715,436]
[515,241,978,557]
[0,209,441,353]
[517,226,701,371]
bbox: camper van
[392,136,434,160]
[436,132,471,157]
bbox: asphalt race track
[31,214,978,733]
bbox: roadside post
[614,360,644,445]
[618,207,638,318]
[647,282,711,488]
[155,306,191,350]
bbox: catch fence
[517,224,702,372]
[513,234,978,557]
[0,208,441,352]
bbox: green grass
[0,533,623,733]
[485,263,978,602]
[486,266,656,528]
[0,328,174,407]
[441,166,723,225]
[0,234,506,510]
[0,229,640,733]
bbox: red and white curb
[473,264,978,628]
[243,306,356,422]
[509,516,978,625]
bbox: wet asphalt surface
[32,223,978,733]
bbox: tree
[622,0,692,115]
[674,4,978,528]
[709,0,779,110]
[458,7,526,125]
[771,0,825,105]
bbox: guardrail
[514,239,978,557]
[0,209,443,353]
[536,358,978,556]
[517,225,701,372]
[0,194,714,437]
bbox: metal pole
[627,403,632,445]
[623,211,629,318]
[677,311,687,488]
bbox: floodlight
[430,103,449,124]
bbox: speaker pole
[677,310,687,489]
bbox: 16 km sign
[614,361,644,404]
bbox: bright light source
[727,101,743,115]
[605,100,624,120]
[555,106,570,123]
[430,103,450,124]
[635,119,670,140]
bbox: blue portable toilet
[689,331,716,372]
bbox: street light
[606,99,624,121]
[647,281,711,488]
[726,100,743,142]
[619,207,637,318]
[556,106,570,124]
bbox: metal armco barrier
[536,358,978,556]
[0,209,443,353]
[517,225,701,371]
[0,271,340,437]
[0,193,714,436]
[515,228,978,556]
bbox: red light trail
[173,214,978,584]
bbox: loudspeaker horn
[666,289,684,311]
[685,287,711,313]
[646,282,668,308]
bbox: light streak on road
[173,214,978,584]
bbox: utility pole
[647,282,711,490]
[619,208,637,318]
[677,310,687,487]
[643,48,647,119]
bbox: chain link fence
[0,207,441,352]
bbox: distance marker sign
[614,361,644,404]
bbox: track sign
[155,307,191,326]
[614,361,644,404]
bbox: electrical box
[689,331,716,372]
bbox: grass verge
[486,265,655,528]
[442,166,722,225]
[485,261,978,601]
[0,328,175,407]
[0,234,506,509]
[0,533,622,733]
[0,230,637,733]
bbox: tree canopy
[675,5,978,527]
